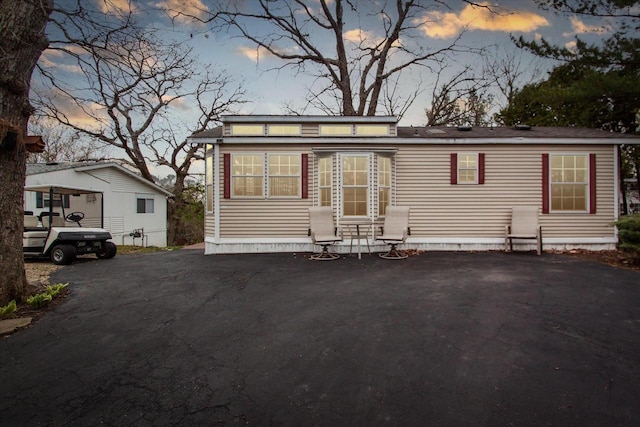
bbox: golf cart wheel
[51,244,77,265]
[97,242,117,259]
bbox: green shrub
[27,292,53,308]
[0,300,17,318]
[616,214,640,257]
[46,283,69,298]
[26,283,69,309]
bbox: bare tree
[0,0,52,305]
[27,116,109,163]
[425,65,493,126]
[484,48,544,113]
[35,3,247,244]
[180,0,483,116]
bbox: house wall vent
[515,124,532,130]
[456,125,472,131]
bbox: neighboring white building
[25,162,172,247]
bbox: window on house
[355,124,388,136]
[36,192,69,209]
[550,154,588,211]
[268,154,300,197]
[458,153,478,184]
[268,124,301,136]
[232,154,264,197]
[230,124,264,136]
[205,151,214,212]
[342,155,369,216]
[319,156,332,207]
[451,153,485,185]
[137,197,154,213]
[320,124,352,136]
[378,156,391,216]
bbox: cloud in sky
[155,0,209,25]
[418,2,549,39]
[565,40,578,52]
[40,50,83,74]
[99,0,135,15]
[237,45,301,63]
[237,46,275,62]
[563,16,611,36]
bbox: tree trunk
[0,0,52,304]
[167,176,186,246]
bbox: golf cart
[23,185,117,265]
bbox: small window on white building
[137,197,155,214]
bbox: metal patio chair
[505,206,543,255]
[308,207,342,260]
[376,206,410,259]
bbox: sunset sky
[35,0,633,176]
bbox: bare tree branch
[169,0,483,116]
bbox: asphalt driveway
[1,250,639,426]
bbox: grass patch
[117,245,182,255]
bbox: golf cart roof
[24,185,104,195]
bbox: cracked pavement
[1,250,640,425]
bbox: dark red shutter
[478,153,485,184]
[589,153,596,214]
[450,153,457,185]
[542,154,549,214]
[223,153,230,199]
[301,153,308,199]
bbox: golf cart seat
[24,214,39,230]
[40,212,65,228]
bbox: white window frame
[319,124,353,136]
[230,124,264,136]
[457,153,479,185]
[340,153,372,218]
[136,195,155,214]
[318,155,333,207]
[267,124,302,136]
[378,156,392,217]
[205,145,214,213]
[267,153,302,198]
[355,124,389,136]
[549,153,589,213]
[231,153,265,198]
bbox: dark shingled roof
[27,162,91,175]
[396,126,640,139]
[190,127,222,139]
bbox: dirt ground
[24,259,61,288]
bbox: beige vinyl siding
[395,144,615,239]
[205,215,215,238]
[218,145,313,238]
[207,142,615,241]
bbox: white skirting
[203,236,617,255]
